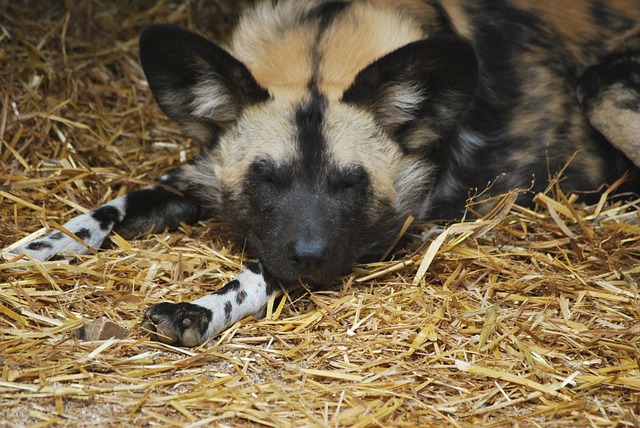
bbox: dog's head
[139,14,476,283]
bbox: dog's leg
[9,167,207,260]
[142,263,278,347]
[577,29,640,169]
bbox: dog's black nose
[285,238,330,273]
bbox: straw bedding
[1,1,639,426]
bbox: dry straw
[1,1,639,426]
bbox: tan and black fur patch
[16,0,640,285]
[132,0,640,282]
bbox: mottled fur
[8,0,640,346]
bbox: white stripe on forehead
[323,103,401,201]
[214,100,299,189]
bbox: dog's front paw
[13,231,89,261]
[142,302,212,347]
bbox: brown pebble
[72,317,129,341]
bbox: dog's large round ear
[140,25,270,144]
[342,37,478,150]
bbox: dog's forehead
[233,101,298,161]
[214,96,401,207]
[220,98,400,164]
[324,103,400,166]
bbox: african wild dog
[8,0,640,347]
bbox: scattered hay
[1,1,639,426]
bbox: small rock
[73,317,129,341]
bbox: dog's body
[10,0,640,346]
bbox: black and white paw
[9,198,126,261]
[14,227,94,261]
[142,302,213,347]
